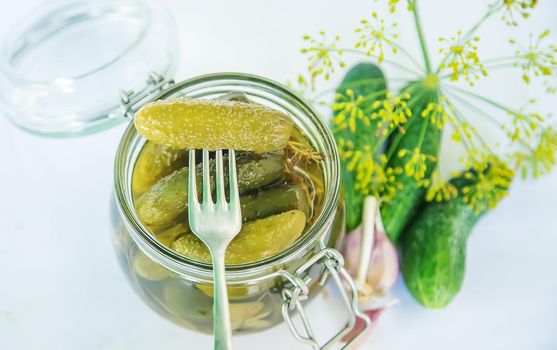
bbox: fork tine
[228,149,239,205]
[215,149,226,206]
[188,149,199,210]
[202,149,213,205]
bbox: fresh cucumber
[381,82,441,242]
[401,167,511,308]
[332,63,387,231]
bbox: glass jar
[111,74,370,347]
[1,1,371,347]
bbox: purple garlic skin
[342,222,400,295]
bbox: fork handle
[211,248,233,350]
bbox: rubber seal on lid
[0,0,178,136]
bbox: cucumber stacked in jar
[124,93,326,333]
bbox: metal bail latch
[110,72,175,120]
[280,248,372,349]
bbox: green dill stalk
[411,1,433,74]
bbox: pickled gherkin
[134,98,293,152]
[171,210,307,264]
[132,142,187,194]
[136,153,285,226]
[132,96,326,266]
[240,184,310,222]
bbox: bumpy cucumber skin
[381,83,441,242]
[132,142,187,195]
[172,210,307,264]
[332,63,387,231]
[135,98,293,152]
[401,196,480,308]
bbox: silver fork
[188,149,242,350]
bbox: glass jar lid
[0,0,178,136]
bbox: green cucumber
[401,168,511,308]
[381,82,441,242]
[332,63,387,231]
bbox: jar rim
[114,73,341,281]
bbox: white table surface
[1,0,556,349]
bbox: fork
[188,149,242,350]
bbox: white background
[1,0,556,349]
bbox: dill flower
[439,31,488,86]
[295,0,555,217]
[379,0,414,13]
[509,31,557,84]
[512,127,557,178]
[353,149,402,201]
[421,96,456,129]
[387,0,400,13]
[286,73,311,99]
[425,171,458,202]
[338,139,402,201]
[504,108,544,141]
[493,0,538,26]
[332,89,371,132]
[461,156,515,213]
[301,31,346,84]
[398,147,437,180]
[371,92,412,133]
[355,12,398,63]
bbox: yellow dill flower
[503,109,545,141]
[354,148,403,201]
[338,139,402,201]
[461,156,514,213]
[301,31,346,84]
[450,120,476,145]
[439,31,488,86]
[512,127,557,178]
[493,0,538,26]
[420,96,456,129]
[375,0,413,13]
[355,12,398,63]
[286,73,311,99]
[371,92,412,133]
[509,31,557,84]
[332,89,371,132]
[337,138,357,163]
[398,147,437,180]
[425,171,458,202]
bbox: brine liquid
[114,123,328,334]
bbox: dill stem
[411,1,433,74]
[443,84,516,114]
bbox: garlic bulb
[342,197,400,297]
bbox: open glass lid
[0,0,178,136]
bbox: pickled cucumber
[136,153,285,226]
[132,142,188,194]
[152,223,190,247]
[172,210,306,264]
[134,98,293,152]
[241,184,310,222]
